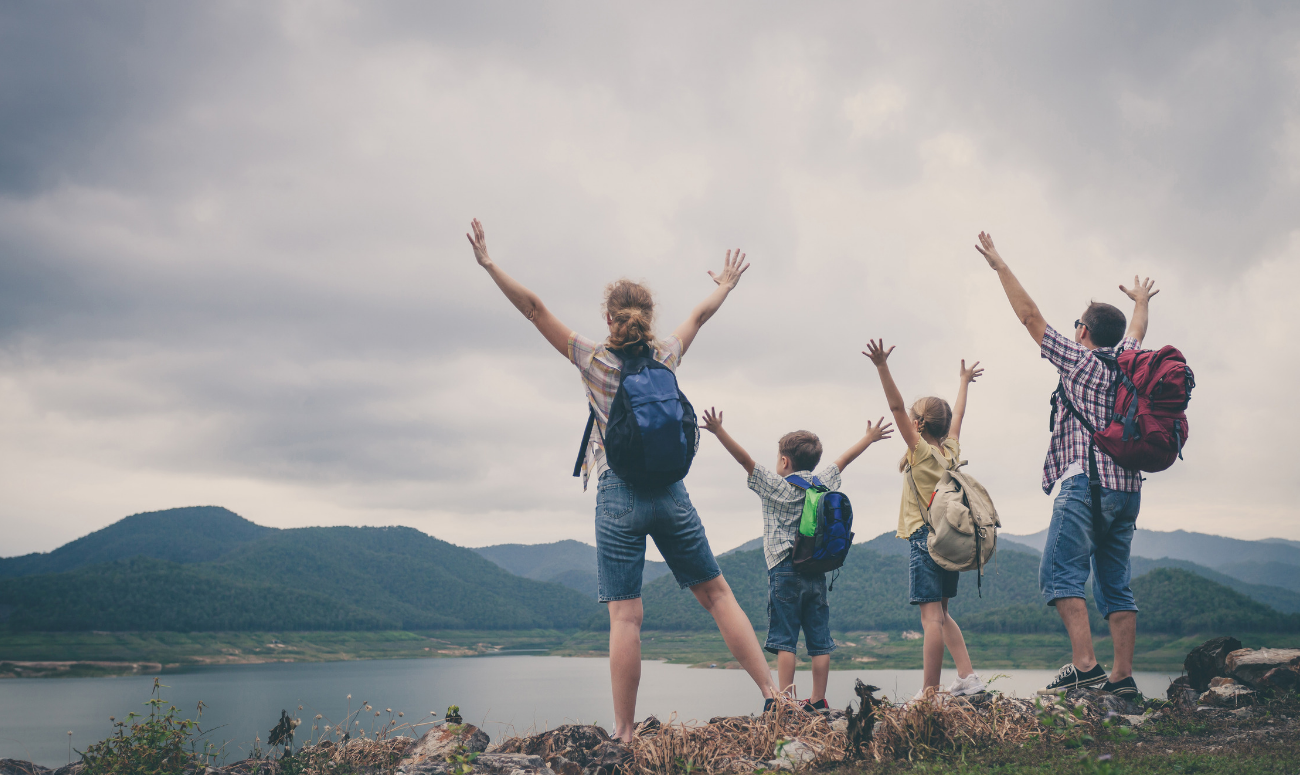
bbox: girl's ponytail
[604,279,656,351]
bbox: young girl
[864,338,987,700]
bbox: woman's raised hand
[700,407,724,435]
[707,249,750,290]
[960,359,984,384]
[862,338,895,366]
[466,218,492,268]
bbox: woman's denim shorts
[594,469,722,602]
[908,525,959,604]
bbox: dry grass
[867,694,1045,762]
[626,696,849,774]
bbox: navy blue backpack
[572,343,699,488]
[785,475,854,577]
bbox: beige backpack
[905,453,1001,584]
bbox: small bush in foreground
[79,678,220,775]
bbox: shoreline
[6,630,1298,678]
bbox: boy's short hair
[1081,301,1127,347]
[779,430,822,471]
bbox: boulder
[1184,636,1243,692]
[398,723,490,768]
[1166,676,1198,705]
[1063,687,1141,717]
[0,761,51,775]
[494,724,626,775]
[765,739,818,771]
[1198,683,1256,707]
[400,753,556,775]
[1258,665,1300,693]
[1225,648,1300,687]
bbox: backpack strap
[572,406,597,478]
[1052,381,1107,539]
[903,463,934,529]
[785,474,828,492]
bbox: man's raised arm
[1119,275,1159,347]
[974,231,1048,346]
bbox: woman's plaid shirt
[747,463,842,570]
[1040,325,1143,494]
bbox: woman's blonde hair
[604,279,656,351]
[898,396,954,472]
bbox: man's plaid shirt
[1040,325,1143,494]
[747,463,841,570]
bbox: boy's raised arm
[864,339,921,453]
[673,249,750,356]
[833,417,894,472]
[701,407,756,476]
[949,359,983,442]
[468,219,572,357]
[974,231,1048,346]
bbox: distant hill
[640,544,1300,635]
[0,515,601,631]
[473,540,670,598]
[1133,568,1300,634]
[720,537,764,556]
[1003,527,1300,603]
[1002,528,1300,570]
[0,507,275,577]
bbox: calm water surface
[0,656,1177,768]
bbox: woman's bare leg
[608,598,643,742]
[940,599,974,678]
[690,576,776,699]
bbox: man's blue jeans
[1040,473,1141,618]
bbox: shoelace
[1051,663,1077,685]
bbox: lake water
[0,656,1178,768]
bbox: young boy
[702,407,893,710]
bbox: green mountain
[1003,527,1300,577]
[1129,557,1300,614]
[1131,568,1300,634]
[0,521,601,632]
[640,541,1300,635]
[0,506,275,577]
[1215,560,1300,594]
[473,539,670,598]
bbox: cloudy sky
[3,2,1299,558]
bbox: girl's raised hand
[701,407,724,435]
[863,338,895,366]
[960,359,984,384]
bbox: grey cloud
[1,2,1298,554]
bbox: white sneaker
[947,672,987,697]
[908,686,945,705]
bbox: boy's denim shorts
[594,469,722,602]
[1040,473,1141,618]
[764,557,835,656]
[908,525,959,604]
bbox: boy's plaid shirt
[1040,325,1143,494]
[747,463,841,570]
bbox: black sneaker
[763,698,776,713]
[1037,663,1108,695]
[801,699,829,714]
[1102,676,1143,701]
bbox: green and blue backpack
[784,475,854,577]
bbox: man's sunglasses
[1074,319,1086,330]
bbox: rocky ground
[3,639,1297,775]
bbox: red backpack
[1093,345,1194,472]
